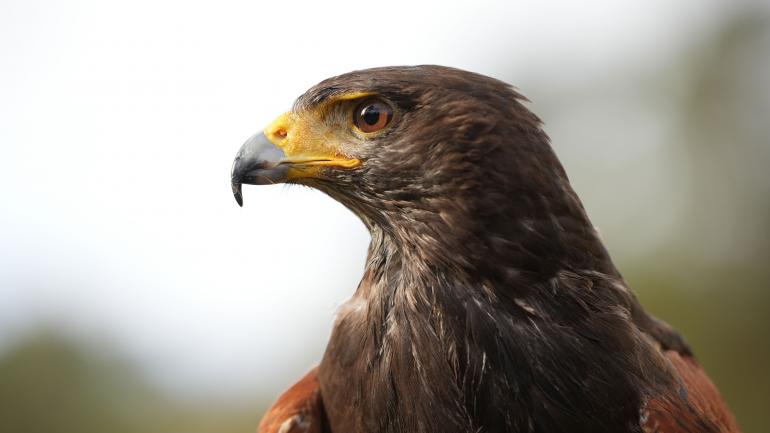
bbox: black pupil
[361,105,381,126]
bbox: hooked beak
[231,111,363,207]
[230,132,288,207]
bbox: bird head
[231,66,605,272]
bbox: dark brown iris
[353,98,393,133]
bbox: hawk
[231,66,739,433]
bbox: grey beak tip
[230,132,287,207]
[232,182,244,207]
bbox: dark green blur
[0,332,266,433]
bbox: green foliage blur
[626,12,770,433]
[0,332,265,433]
[1,6,767,433]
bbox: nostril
[275,129,287,138]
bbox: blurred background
[1,0,768,432]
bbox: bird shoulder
[258,367,326,433]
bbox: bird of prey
[231,66,740,433]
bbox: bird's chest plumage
[318,280,661,433]
[319,301,475,433]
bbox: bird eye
[353,99,393,133]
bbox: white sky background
[0,0,749,399]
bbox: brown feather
[642,352,740,433]
[258,368,326,433]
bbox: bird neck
[328,220,654,433]
[323,190,670,433]
[358,188,620,293]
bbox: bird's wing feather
[258,367,326,433]
[642,350,740,433]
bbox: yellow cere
[261,94,368,180]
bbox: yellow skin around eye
[260,93,376,180]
